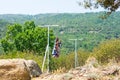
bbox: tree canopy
[1,21,55,54]
[81,0,120,13]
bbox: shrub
[50,49,89,71]
[91,39,120,64]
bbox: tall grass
[91,39,120,64]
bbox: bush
[91,39,120,64]
[50,49,89,71]
[77,49,90,66]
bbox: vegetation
[0,12,120,53]
[0,21,55,54]
[50,50,89,71]
[0,12,120,71]
[92,39,120,64]
[1,38,120,71]
[0,19,10,38]
[81,0,120,14]
[0,19,11,54]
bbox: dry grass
[52,67,68,74]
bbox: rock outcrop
[0,59,42,80]
[25,60,42,77]
[0,59,31,80]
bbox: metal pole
[47,26,49,73]
[42,45,48,72]
[75,39,77,68]
[47,25,59,73]
[69,39,78,68]
[69,38,83,68]
[40,25,59,73]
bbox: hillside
[0,12,120,53]
[0,11,120,79]
[0,20,11,54]
[0,19,10,38]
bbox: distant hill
[0,19,11,54]
[0,19,10,38]
[0,12,120,53]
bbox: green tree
[1,21,55,54]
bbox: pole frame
[69,38,83,68]
[41,25,59,73]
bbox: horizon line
[0,11,114,15]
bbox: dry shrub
[52,67,67,74]
[91,39,120,64]
[50,49,89,72]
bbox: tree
[1,21,55,54]
[80,0,120,13]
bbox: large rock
[25,60,42,77]
[0,59,42,80]
[0,59,31,80]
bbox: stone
[0,59,31,80]
[25,60,42,77]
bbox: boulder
[25,60,42,77]
[0,59,42,80]
[0,59,31,80]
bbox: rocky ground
[0,58,120,80]
[32,57,120,80]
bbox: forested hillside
[0,12,120,53]
[0,19,10,38]
[0,20,11,53]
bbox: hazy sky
[0,0,105,14]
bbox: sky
[0,0,105,15]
